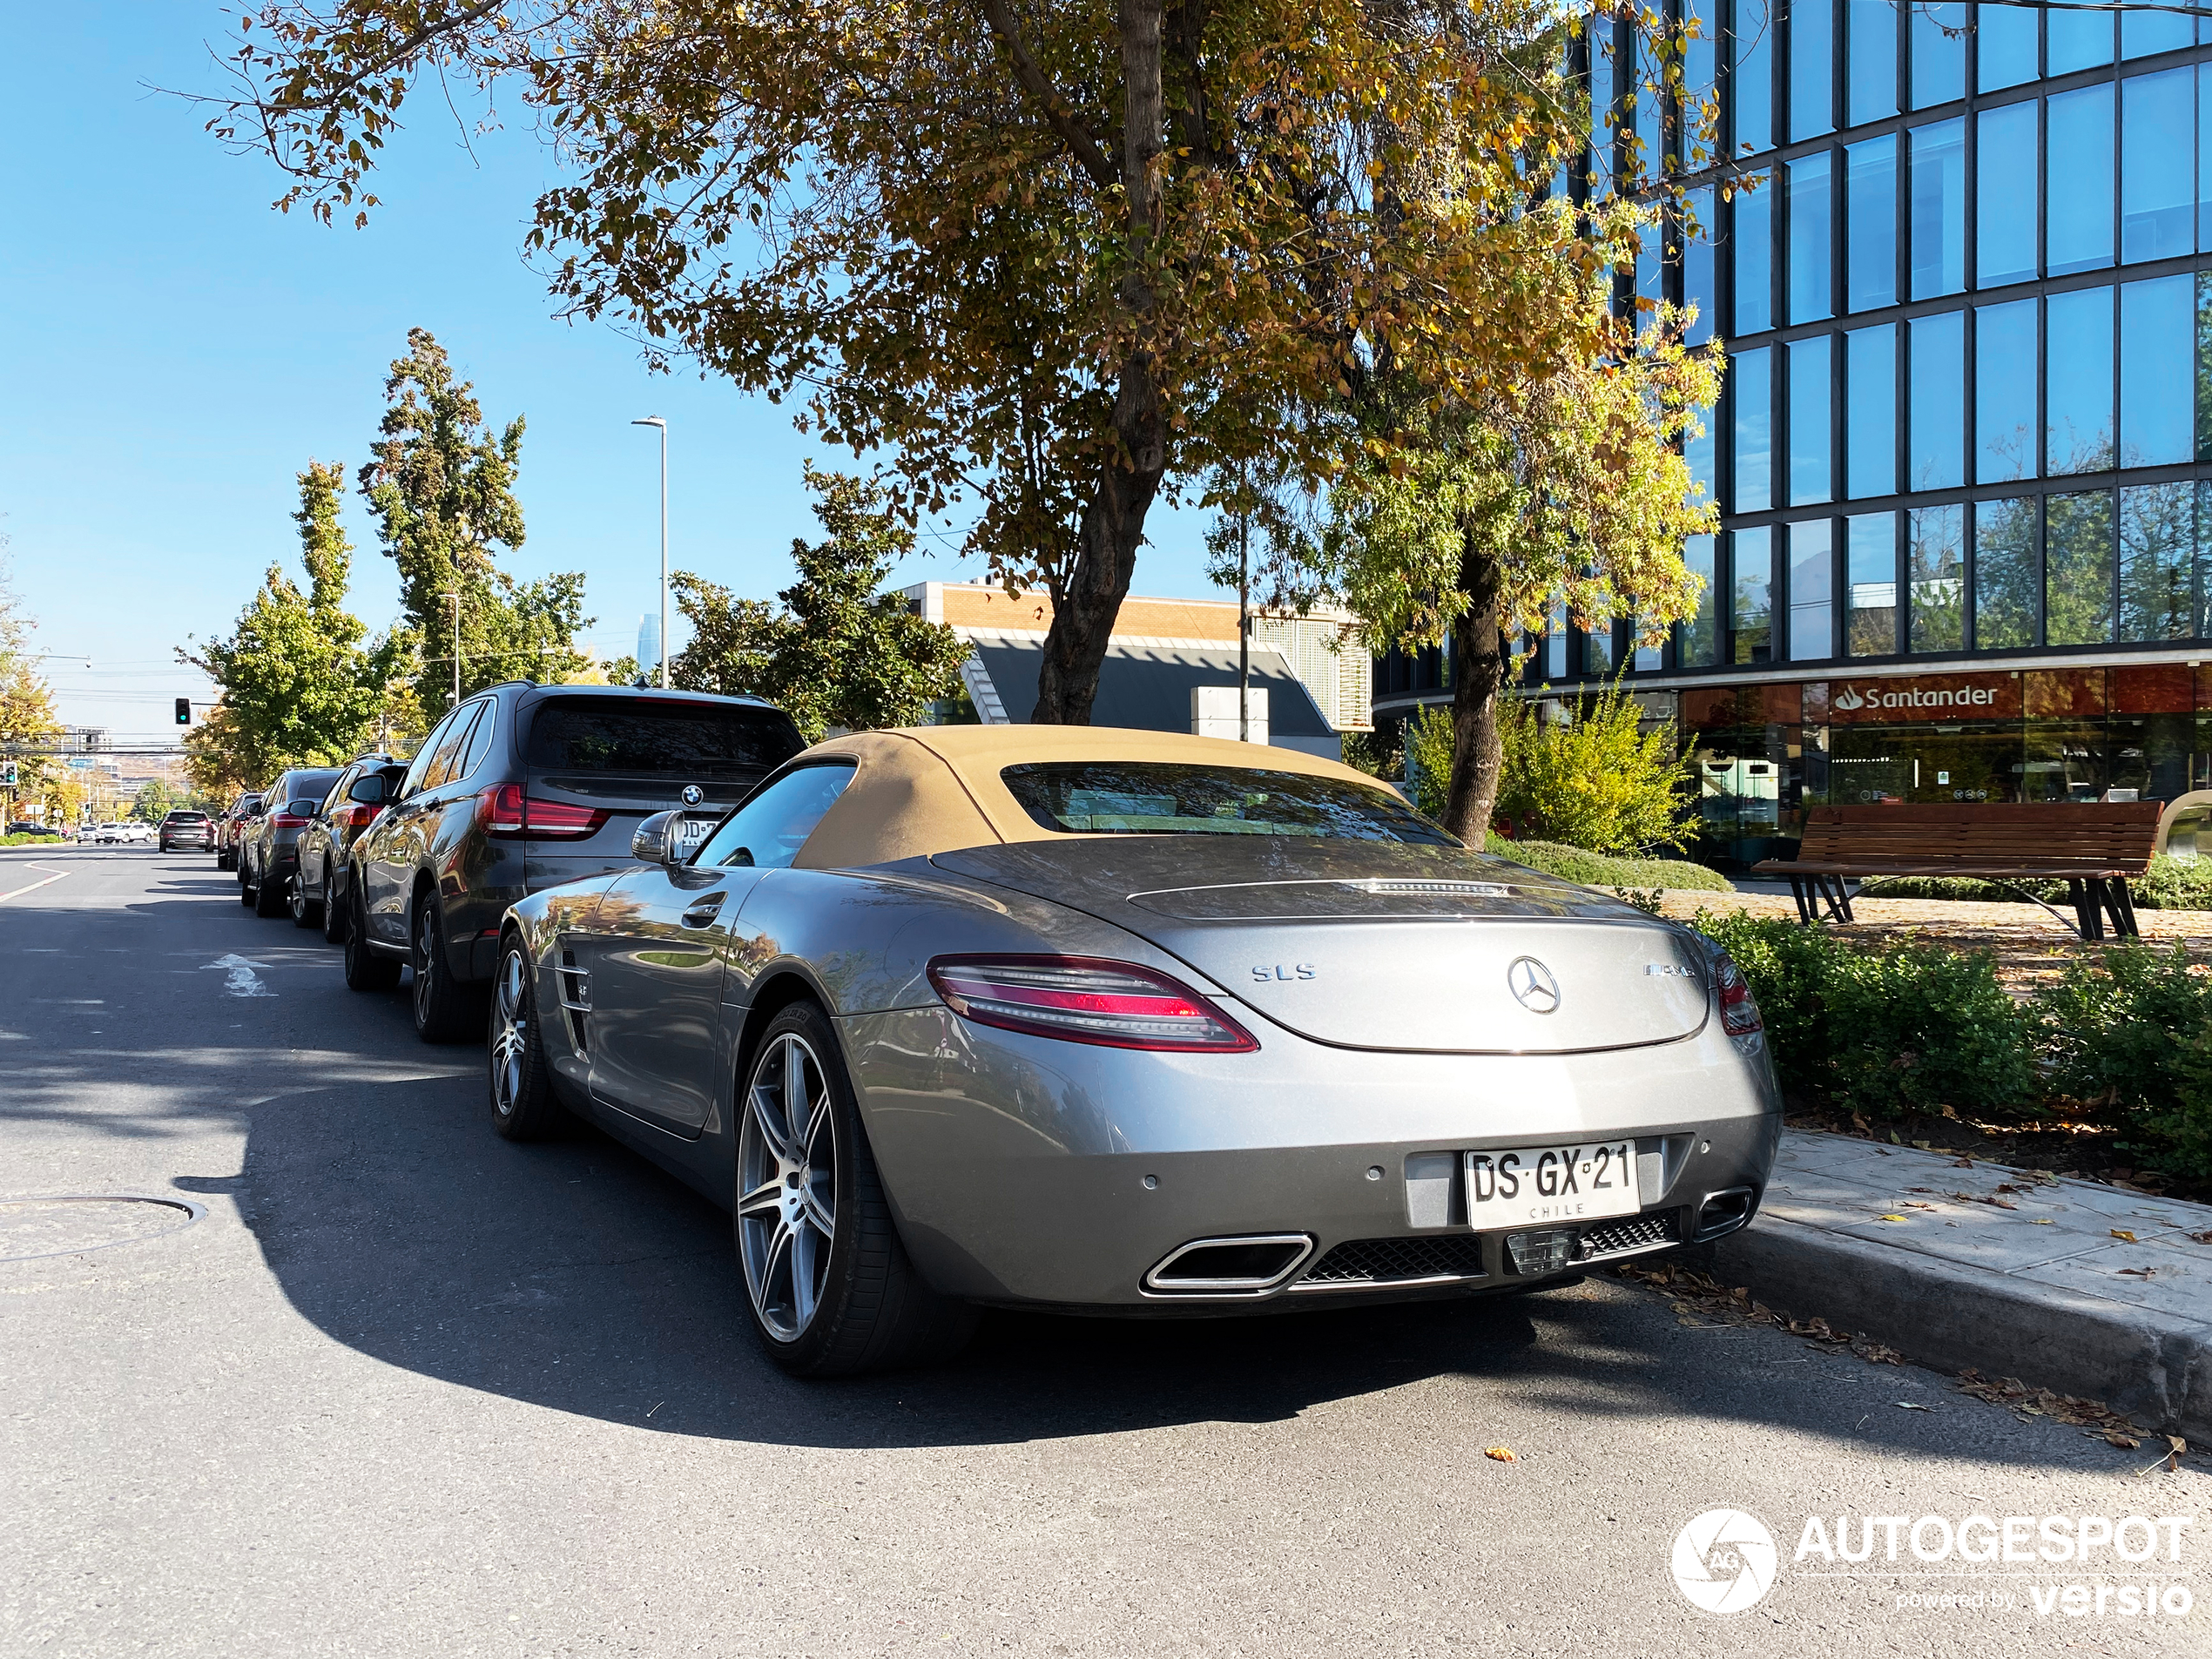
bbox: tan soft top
[792,725,1395,869]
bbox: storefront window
[2121,70,2194,264]
[2048,85,2116,276]
[2120,275,2193,467]
[1847,512,1899,653]
[1845,323,1896,496]
[1732,0,1772,156]
[1909,311,1964,489]
[1790,335,1833,503]
[1912,118,1967,296]
[1789,153,1833,322]
[1790,520,1836,660]
[1846,137,1897,311]
[1683,534,1721,665]
[1977,3,2038,92]
[2119,483,2196,641]
[1792,0,1836,138]
[1975,298,2038,483]
[2046,489,2117,646]
[2047,287,2115,475]
[2049,10,2114,77]
[1974,103,2035,289]
[1847,0,1897,127]
[1910,2,1965,108]
[1733,183,1772,334]
[1973,496,2039,648]
[1909,503,1966,650]
[1733,526,1774,661]
[1684,185,1716,345]
[1735,346,1772,509]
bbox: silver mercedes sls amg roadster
[488,725,1779,1375]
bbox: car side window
[455,700,496,782]
[421,704,484,792]
[320,769,354,814]
[401,711,461,799]
[694,764,857,871]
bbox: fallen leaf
[1483,1447,1516,1462]
[2032,1218,2055,1225]
[1878,1213,1909,1222]
[2105,1433,2141,1450]
[1896,1401,1934,1412]
[2187,1231,2212,1245]
[1950,1157,1977,1169]
[2118,1267,2157,1278]
[1901,1201,1937,1211]
[2111,1230,2138,1243]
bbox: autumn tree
[670,467,969,739]
[0,565,66,819]
[206,0,1666,726]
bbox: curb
[1700,1213,2212,1445]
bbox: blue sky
[1,4,1218,742]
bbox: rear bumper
[844,1005,1781,1311]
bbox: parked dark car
[292,754,408,940]
[342,682,804,1042]
[216,793,263,870]
[239,767,344,918]
[158,810,214,853]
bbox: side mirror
[632,810,678,865]
[348,775,388,805]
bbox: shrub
[2032,944,2212,1180]
[1856,854,2212,913]
[1494,678,1696,853]
[1484,834,1732,893]
[0,833,64,846]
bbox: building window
[1978,3,2039,93]
[1908,310,1964,489]
[1909,503,1966,650]
[2119,482,2197,641]
[1790,335,1834,503]
[1685,185,1717,344]
[1683,534,1721,665]
[1975,297,2038,482]
[1731,0,1772,156]
[2120,274,2193,466]
[1585,619,1616,675]
[1847,511,1900,652]
[1733,184,1773,334]
[1792,0,1837,139]
[2047,85,2116,277]
[1910,2,1966,109]
[1845,322,1897,497]
[2199,67,2212,247]
[1734,346,1773,509]
[2121,68,2194,264]
[1847,0,1897,128]
[1732,527,1774,661]
[1975,103,2036,289]
[1845,136,1897,311]
[1545,597,1568,678]
[2047,286,2115,475]
[1973,496,2038,648]
[1788,152,1835,322]
[2046,489,2117,645]
[1912,118,1967,297]
[2049,11,2114,78]
[1789,519,1836,659]
[2122,8,2194,59]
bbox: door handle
[680,893,728,929]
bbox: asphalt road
[2,846,2204,1657]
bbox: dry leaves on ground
[1483,1447,1517,1463]
[1953,1370,2156,1450]
[1615,1263,1905,1363]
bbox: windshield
[524,697,802,780]
[1000,762,1457,843]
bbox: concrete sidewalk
[1708,1130,2212,1442]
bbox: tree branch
[977,0,1118,190]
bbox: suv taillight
[478,784,608,840]
[926,955,1258,1052]
[1715,955,1764,1036]
[267,813,311,829]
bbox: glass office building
[1370,2,2212,865]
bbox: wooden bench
[1750,803,2162,939]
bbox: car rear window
[165,813,208,824]
[281,772,341,811]
[1000,762,1457,843]
[524,697,802,779]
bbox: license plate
[672,815,714,860]
[1464,1141,1640,1227]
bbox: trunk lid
[929,839,1710,1055]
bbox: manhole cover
[0,1195,205,1263]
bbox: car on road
[291,754,408,939]
[486,725,1782,1379]
[239,767,343,918]
[158,810,215,853]
[341,682,806,1042]
[216,793,263,871]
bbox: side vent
[557,950,591,1054]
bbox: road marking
[202,954,277,997]
[0,864,71,903]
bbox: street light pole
[632,417,669,689]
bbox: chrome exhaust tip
[1693,1186,1757,1243]
[1143,1234,1315,1295]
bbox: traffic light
[175,698,192,726]
[2,762,17,788]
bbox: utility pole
[1236,470,1251,744]
[444,590,462,705]
[632,417,670,688]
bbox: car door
[362,708,467,945]
[300,767,354,899]
[584,762,858,1136]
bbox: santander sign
[1831,683,1998,713]
[1824,672,2020,724]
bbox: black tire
[410,894,482,1043]
[320,873,348,945]
[288,873,322,929]
[342,885,402,993]
[733,1001,976,1378]
[238,856,255,907]
[487,936,563,1141]
[253,859,287,917]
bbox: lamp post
[632,417,669,689]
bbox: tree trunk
[1441,530,1507,844]
[1032,0,1167,725]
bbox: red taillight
[926,955,1258,1053]
[1715,956,1764,1036]
[268,813,310,829]
[337,804,381,831]
[477,784,608,840]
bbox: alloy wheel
[413,905,437,1026]
[489,948,530,1120]
[736,1033,838,1343]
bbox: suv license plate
[672,815,714,860]
[1465,1142,1639,1227]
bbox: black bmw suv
[342,682,806,1042]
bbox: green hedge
[1852,853,2212,912]
[1692,913,2212,1179]
[0,833,64,846]
[1486,835,1734,893]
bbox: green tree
[669,468,969,739]
[0,564,66,819]
[131,779,181,823]
[208,0,1691,730]
[180,461,401,785]
[357,328,589,718]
